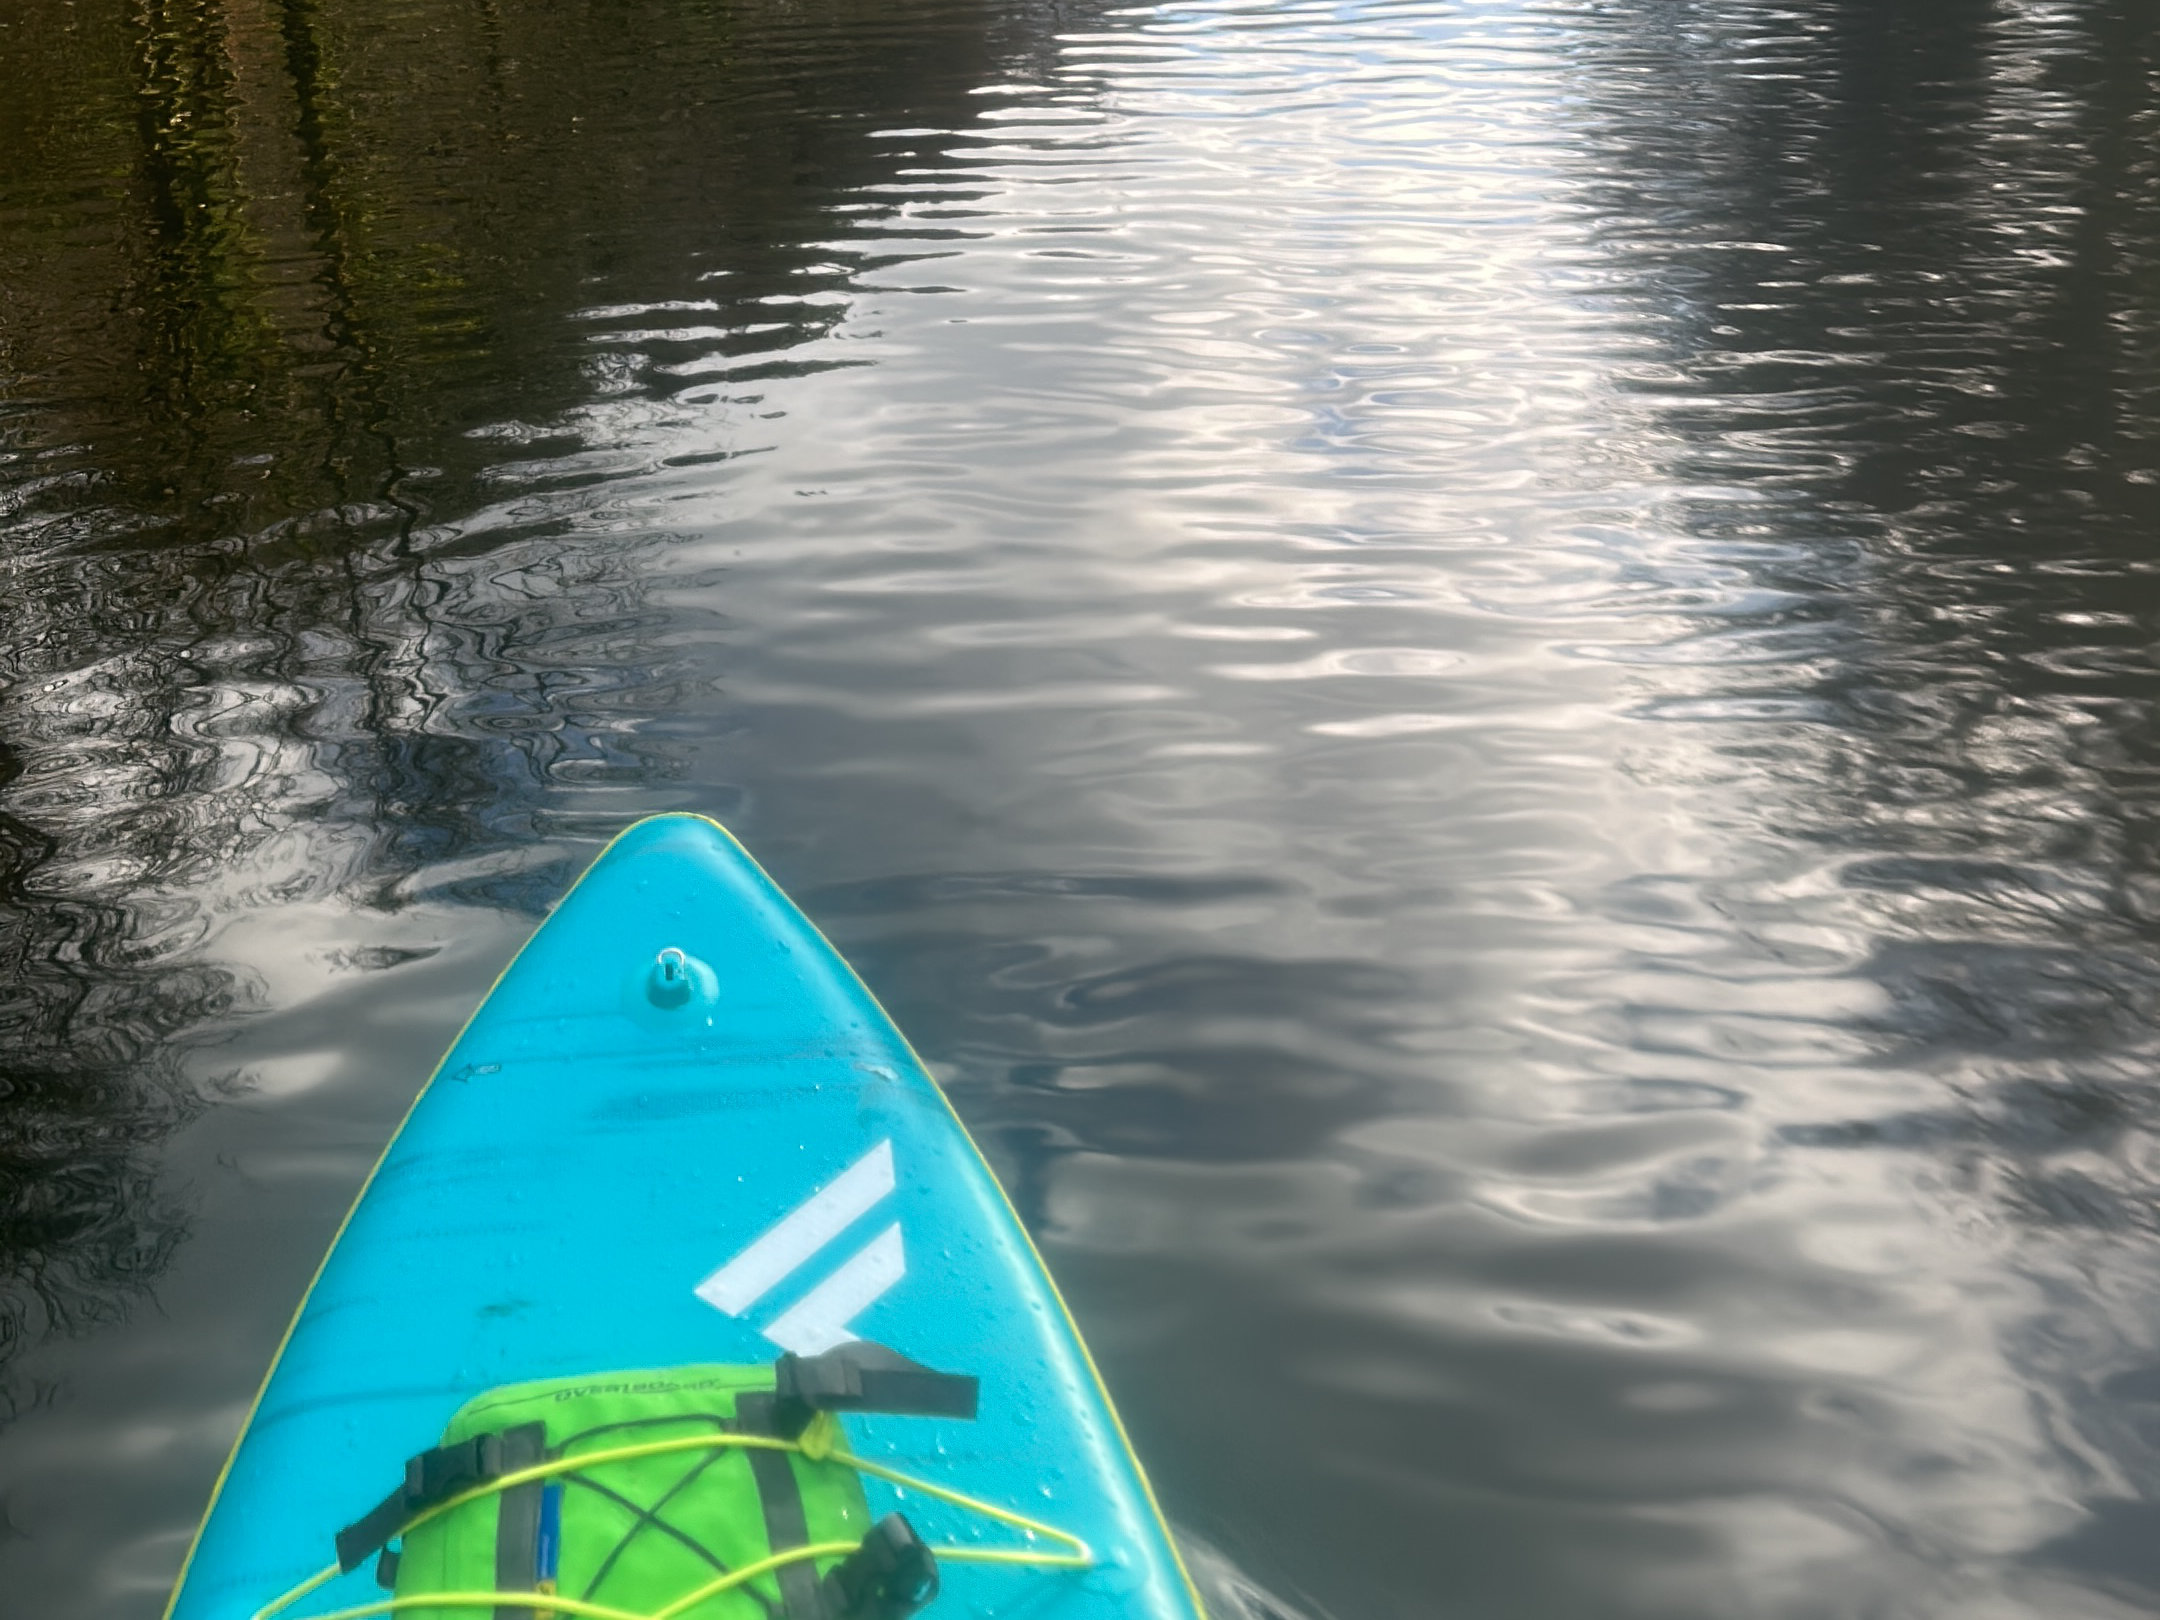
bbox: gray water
[5,0,2160,1614]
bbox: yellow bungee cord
[251,1420,1093,1620]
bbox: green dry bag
[333,1345,977,1620]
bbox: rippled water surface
[6,0,2160,1614]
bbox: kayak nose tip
[647,946,700,1009]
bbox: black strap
[738,1393,827,1620]
[336,1428,528,1574]
[769,1343,978,1441]
[338,1492,413,1575]
[491,1424,550,1620]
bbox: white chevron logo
[695,1140,904,1354]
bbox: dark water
[5,0,2160,1613]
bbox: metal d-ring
[648,946,696,1008]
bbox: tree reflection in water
[0,0,1045,1394]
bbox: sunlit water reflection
[4,0,2160,1614]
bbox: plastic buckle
[821,1515,939,1620]
[406,1433,502,1505]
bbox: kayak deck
[167,814,1200,1620]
